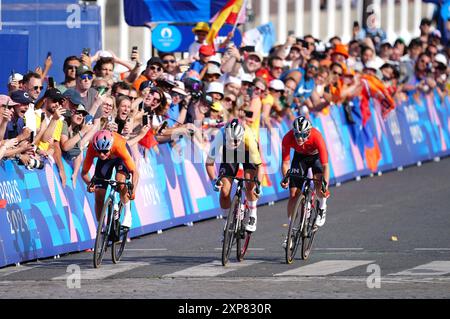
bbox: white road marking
[163,260,263,278]
[274,260,374,276]
[389,261,450,276]
[51,262,148,281]
[414,248,450,251]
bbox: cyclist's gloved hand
[254,185,262,198]
[87,182,95,193]
[212,178,222,192]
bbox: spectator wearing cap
[1,91,33,141]
[60,103,93,187]
[75,65,98,112]
[133,57,164,91]
[57,56,81,93]
[262,79,285,128]
[187,45,215,80]
[188,22,233,62]
[0,94,34,164]
[224,76,241,96]
[62,88,84,113]
[35,89,66,153]
[206,82,224,102]
[161,53,180,76]
[205,64,222,84]
[222,47,263,82]
[189,22,211,61]
[8,73,23,95]
[331,44,349,65]
[167,81,188,127]
[433,53,449,99]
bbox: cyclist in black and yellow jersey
[205,119,263,232]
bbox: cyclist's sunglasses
[294,131,310,139]
[98,150,110,155]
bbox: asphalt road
[1,158,450,300]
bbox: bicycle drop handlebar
[282,169,327,193]
[90,177,134,197]
[216,174,261,195]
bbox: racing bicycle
[282,169,326,264]
[91,177,133,268]
[217,174,261,266]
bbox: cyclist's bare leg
[116,171,129,205]
[244,169,257,201]
[313,173,327,209]
[219,177,233,210]
[288,188,301,219]
[95,188,107,222]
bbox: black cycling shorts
[219,163,258,178]
[289,152,323,189]
[94,157,130,189]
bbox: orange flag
[206,0,244,45]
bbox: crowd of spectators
[0,18,448,188]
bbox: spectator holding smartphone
[60,104,94,187]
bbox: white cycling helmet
[225,119,245,149]
[293,116,312,138]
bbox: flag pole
[232,0,247,34]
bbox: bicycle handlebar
[90,177,133,196]
[216,174,261,194]
[282,169,327,193]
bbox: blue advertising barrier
[0,90,449,268]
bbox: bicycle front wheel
[222,196,239,266]
[93,197,112,268]
[285,195,306,264]
[236,226,251,262]
[301,199,319,260]
[112,203,129,264]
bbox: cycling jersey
[282,128,328,166]
[82,132,136,174]
[207,125,262,166]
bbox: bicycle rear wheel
[285,195,306,264]
[222,196,239,266]
[112,203,128,264]
[93,198,112,268]
[301,199,319,260]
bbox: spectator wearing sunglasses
[22,72,43,102]
[60,104,94,187]
[111,81,131,100]
[133,57,164,91]
[57,56,81,93]
[75,65,98,113]
[161,53,179,76]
